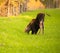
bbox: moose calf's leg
[40,20,44,34]
[25,27,31,34]
[42,22,44,34]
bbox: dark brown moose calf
[25,13,45,34]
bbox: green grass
[0,9,60,53]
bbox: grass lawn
[0,9,60,53]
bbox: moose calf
[25,13,45,34]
